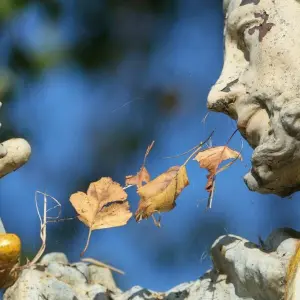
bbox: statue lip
[237,110,259,132]
[237,108,263,148]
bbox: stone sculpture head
[207,0,300,196]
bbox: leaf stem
[143,140,155,166]
[46,216,78,222]
[206,180,215,209]
[183,131,214,166]
[81,227,92,257]
[162,144,201,159]
[123,184,133,190]
[81,258,125,275]
[207,128,240,209]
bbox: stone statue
[0,103,31,234]
[208,0,300,197]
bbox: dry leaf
[193,146,241,192]
[125,167,150,188]
[70,177,132,255]
[125,141,154,188]
[135,165,189,222]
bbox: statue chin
[241,96,300,197]
[244,165,300,198]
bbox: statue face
[207,0,300,196]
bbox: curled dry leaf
[125,141,154,188]
[125,167,150,188]
[70,177,132,255]
[135,165,189,222]
[193,146,241,193]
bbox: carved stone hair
[224,0,299,13]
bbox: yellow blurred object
[0,233,21,262]
[0,233,21,289]
[285,241,300,300]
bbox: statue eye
[238,23,253,42]
[236,20,258,61]
[236,24,253,61]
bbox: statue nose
[207,88,229,113]
[207,78,240,116]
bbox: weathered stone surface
[0,139,31,179]
[4,228,300,300]
[207,0,300,196]
[88,264,119,293]
[40,252,69,265]
[4,253,116,300]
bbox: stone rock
[0,139,31,179]
[4,228,300,299]
[4,254,118,300]
[88,264,118,293]
[40,252,69,265]
[4,268,79,300]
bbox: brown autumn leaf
[135,165,189,222]
[125,141,154,188]
[125,167,150,188]
[193,146,241,193]
[70,177,132,255]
